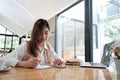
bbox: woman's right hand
[16,57,40,68]
[25,57,40,67]
[22,53,32,61]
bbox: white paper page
[35,64,52,69]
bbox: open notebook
[80,41,114,68]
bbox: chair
[101,41,115,67]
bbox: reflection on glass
[13,37,19,49]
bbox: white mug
[0,57,5,70]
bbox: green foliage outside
[104,18,120,43]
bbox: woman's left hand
[53,58,62,65]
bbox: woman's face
[38,26,49,43]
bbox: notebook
[65,59,81,66]
[80,41,114,68]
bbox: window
[93,0,120,62]
[56,1,85,61]
[0,24,19,52]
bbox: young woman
[3,19,63,68]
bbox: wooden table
[0,66,119,80]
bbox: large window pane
[75,21,85,61]
[5,36,12,51]
[0,36,5,50]
[63,20,74,60]
[0,24,20,52]
[13,37,19,49]
[57,1,85,61]
[93,0,120,62]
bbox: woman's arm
[48,43,64,65]
[3,42,27,67]
[16,57,40,68]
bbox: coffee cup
[114,58,120,75]
[0,58,5,70]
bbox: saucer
[0,66,11,72]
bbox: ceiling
[0,0,77,37]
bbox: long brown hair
[27,19,50,57]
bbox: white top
[3,42,62,67]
